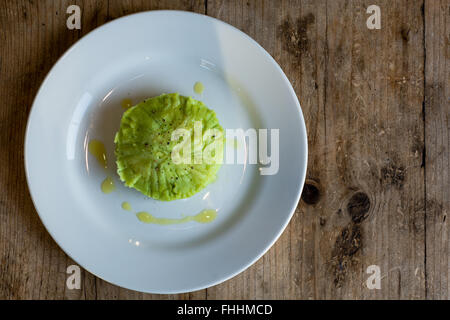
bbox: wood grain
[424,0,449,300]
[0,0,448,299]
[206,0,429,300]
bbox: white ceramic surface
[25,10,307,293]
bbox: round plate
[25,10,307,293]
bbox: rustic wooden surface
[0,0,448,299]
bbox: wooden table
[0,0,448,299]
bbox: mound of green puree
[114,93,224,201]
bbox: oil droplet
[88,140,107,169]
[136,209,217,225]
[121,202,132,211]
[121,98,133,109]
[192,209,217,223]
[101,176,115,194]
[193,81,204,95]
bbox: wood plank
[107,0,204,21]
[206,0,426,299]
[322,0,425,299]
[0,0,109,300]
[424,0,450,300]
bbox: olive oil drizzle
[121,98,133,109]
[101,176,116,194]
[121,201,132,211]
[88,140,107,169]
[193,81,204,95]
[136,209,217,225]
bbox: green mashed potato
[114,93,224,201]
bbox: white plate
[25,10,307,293]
